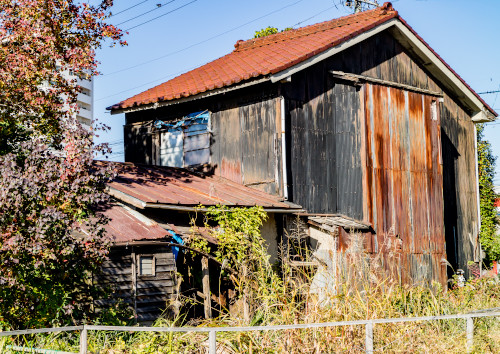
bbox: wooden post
[131,247,137,322]
[202,256,212,319]
[79,326,88,354]
[242,264,250,322]
[365,321,373,354]
[466,317,474,353]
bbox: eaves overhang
[108,77,270,115]
[108,185,303,214]
[109,14,496,122]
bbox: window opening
[139,255,155,276]
[431,100,437,121]
[154,110,210,167]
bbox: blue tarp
[154,111,209,131]
[167,230,184,261]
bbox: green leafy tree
[477,123,500,264]
[0,0,124,328]
[254,26,292,38]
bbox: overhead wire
[292,4,339,28]
[95,64,201,102]
[110,0,153,18]
[125,0,198,31]
[102,0,305,76]
[117,0,177,26]
[479,90,500,94]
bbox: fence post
[365,321,374,354]
[80,325,88,354]
[209,329,216,354]
[466,317,474,353]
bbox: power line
[479,90,500,94]
[110,0,153,18]
[125,0,198,31]
[117,0,177,26]
[102,0,305,76]
[292,4,339,28]
[96,64,201,102]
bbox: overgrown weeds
[3,210,500,353]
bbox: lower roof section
[100,161,303,212]
[101,202,168,243]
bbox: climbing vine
[187,205,285,321]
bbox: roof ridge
[233,2,396,52]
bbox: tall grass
[3,231,500,353]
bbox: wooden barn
[108,3,497,287]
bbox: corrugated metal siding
[288,77,363,217]
[363,84,446,285]
[211,97,278,195]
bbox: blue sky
[94,0,500,184]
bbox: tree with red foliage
[0,0,124,328]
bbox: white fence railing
[1,311,499,354]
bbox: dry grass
[3,231,500,353]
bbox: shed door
[364,84,445,285]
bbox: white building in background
[73,75,93,130]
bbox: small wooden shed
[96,203,177,323]
[97,162,303,321]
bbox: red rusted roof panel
[102,161,300,209]
[109,3,495,118]
[102,203,168,243]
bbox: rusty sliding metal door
[364,83,446,286]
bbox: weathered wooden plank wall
[440,96,480,278]
[211,97,278,195]
[286,75,363,218]
[96,245,177,323]
[280,29,478,284]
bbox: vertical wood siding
[288,79,363,218]
[123,29,480,284]
[96,245,177,323]
[211,97,279,195]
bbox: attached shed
[108,3,496,285]
[96,203,177,323]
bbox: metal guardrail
[1,311,500,353]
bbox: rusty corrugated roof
[102,203,169,243]
[103,161,302,211]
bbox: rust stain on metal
[102,203,168,243]
[363,84,446,285]
[218,158,243,185]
